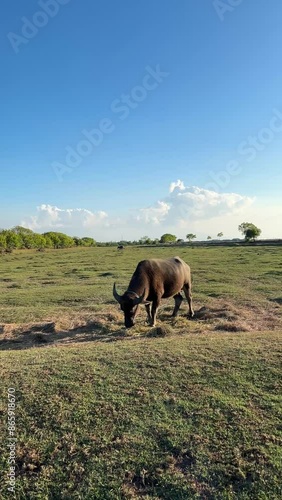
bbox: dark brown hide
[113,257,194,328]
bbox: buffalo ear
[133,290,146,305]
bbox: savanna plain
[0,245,281,499]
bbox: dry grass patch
[194,299,282,333]
[146,325,174,338]
[0,308,128,350]
[214,321,251,333]
[0,290,281,349]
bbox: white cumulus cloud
[22,204,108,231]
[169,179,185,193]
[136,201,170,225]
[136,181,254,225]
[19,181,261,240]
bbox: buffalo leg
[150,297,161,327]
[183,283,194,318]
[145,303,151,324]
[172,293,183,317]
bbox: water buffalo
[113,256,194,328]
[117,245,124,250]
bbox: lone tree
[186,233,196,243]
[207,236,212,240]
[238,222,262,242]
[160,233,177,244]
[217,232,223,238]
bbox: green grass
[0,246,281,325]
[1,333,281,499]
[0,246,281,498]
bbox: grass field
[0,246,281,498]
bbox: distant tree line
[0,222,263,252]
[0,226,96,251]
[119,224,262,246]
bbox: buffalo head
[113,283,145,328]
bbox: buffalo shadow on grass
[269,297,282,305]
[1,299,281,350]
[0,319,129,351]
[0,304,204,351]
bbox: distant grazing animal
[117,245,124,250]
[113,257,194,328]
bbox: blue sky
[1,0,282,239]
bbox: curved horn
[113,283,122,303]
[133,290,146,305]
